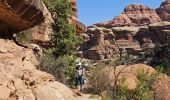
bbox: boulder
[33,82,74,100]
[0,86,10,99]
[109,64,170,99]
[109,64,155,89]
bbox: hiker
[76,62,85,92]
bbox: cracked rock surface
[0,39,75,100]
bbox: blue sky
[77,0,164,26]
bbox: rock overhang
[0,0,44,33]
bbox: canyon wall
[82,0,170,60]
[0,0,79,99]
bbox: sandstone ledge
[0,0,44,33]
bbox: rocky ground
[0,39,76,100]
[75,94,101,100]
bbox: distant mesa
[94,0,170,28]
[94,4,162,28]
[83,0,170,60]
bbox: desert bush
[44,0,83,57]
[156,65,170,76]
[39,51,77,87]
[112,68,161,100]
[87,63,112,95]
[15,30,32,44]
[105,55,143,67]
[88,63,161,100]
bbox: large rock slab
[0,39,75,100]
[0,0,44,33]
[30,3,53,44]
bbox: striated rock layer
[83,21,170,60]
[82,26,119,60]
[0,0,44,33]
[156,0,170,22]
[84,1,170,60]
[94,4,161,27]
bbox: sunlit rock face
[0,0,44,33]
[70,0,86,34]
[0,39,75,100]
[94,4,161,28]
[82,1,170,60]
[156,0,170,22]
[30,3,53,44]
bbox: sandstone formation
[109,64,170,100]
[30,3,53,44]
[84,0,170,60]
[0,0,44,33]
[82,26,141,60]
[30,0,86,44]
[95,4,161,27]
[156,0,170,22]
[70,0,87,34]
[135,22,170,45]
[81,26,118,60]
[83,21,170,60]
[0,39,75,100]
[112,27,141,49]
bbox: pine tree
[44,0,83,57]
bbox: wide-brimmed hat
[77,62,82,66]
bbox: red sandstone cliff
[156,0,170,21]
[94,4,161,27]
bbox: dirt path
[75,94,101,100]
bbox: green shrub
[112,68,161,100]
[16,30,32,44]
[39,51,77,87]
[88,63,161,100]
[87,63,111,95]
[105,55,142,67]
[44,0,83,57]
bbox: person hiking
[76,62,85,92]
